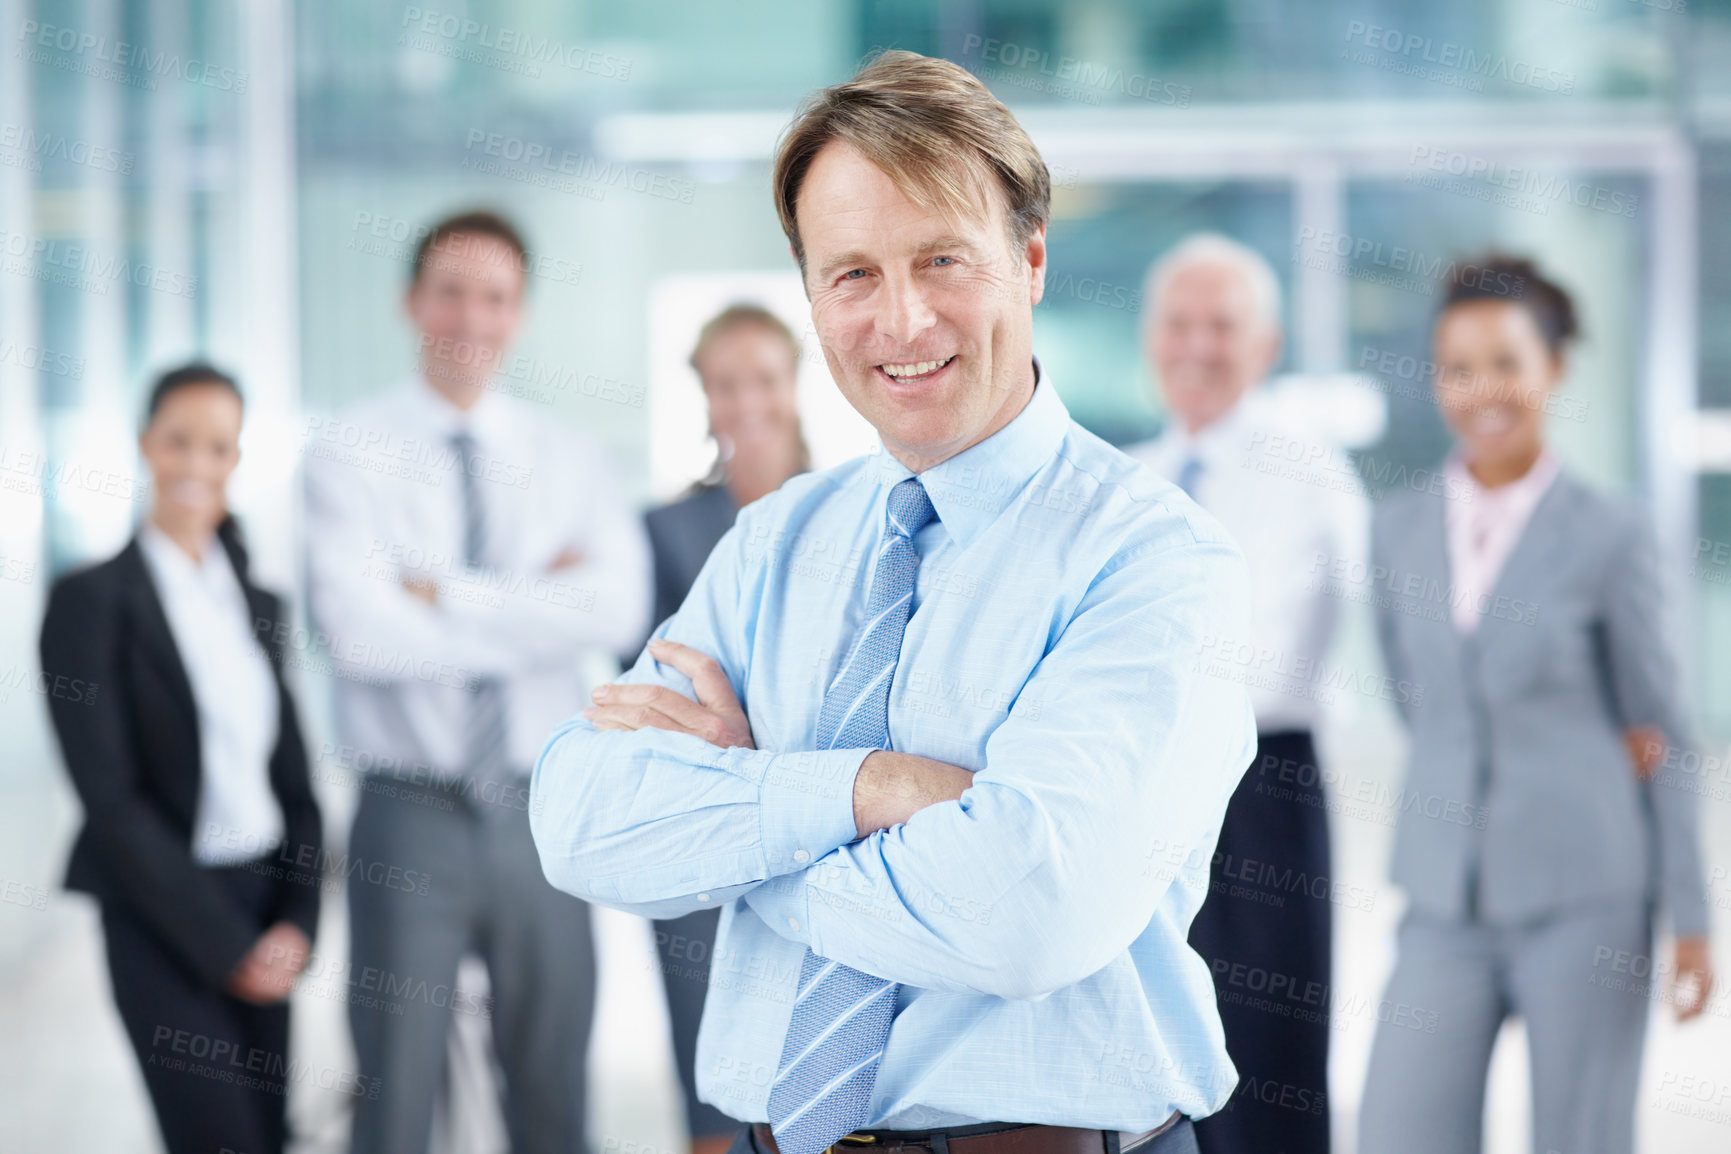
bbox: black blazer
[38,516,322,989]
[644,484,739,637]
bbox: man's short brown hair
[772,50,1051,275]
[410,209,530,286]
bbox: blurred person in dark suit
[303,209,650,1154]
[642,304,812,637]
[39,362,323,1154]
[1124,235,1364,1154]
[1357,256,1713,1154]
[640,303,811,1154]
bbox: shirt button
[698,893,710,903]
[788,918,801,932]
[793,849,810,864]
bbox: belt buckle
[834,1134,880,1147]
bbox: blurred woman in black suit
[39,363,323,1154]
[641,305,809,1154]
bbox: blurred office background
[3,0,1731,1151]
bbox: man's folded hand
[582,638,755,749]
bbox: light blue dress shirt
[531,361,1257,1130]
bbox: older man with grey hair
[1124,233,1365,1154]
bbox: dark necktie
[451,431,509,806]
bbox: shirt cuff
[743,870,816,948]
[710,746,871,874]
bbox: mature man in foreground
[532,51,1256,1154]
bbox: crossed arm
[303,437,650,682]
[585,637,976,839]
[530,517,1259,1000]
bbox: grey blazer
[1372,468,1708,937]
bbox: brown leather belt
[751,1111,1182,1154]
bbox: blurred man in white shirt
[1124,233,1365,1154]
[303,210,650,1154]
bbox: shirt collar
[1443,447,1561,511]
[138,520,223,585]
[858,355,1069,549]
[401,370,508,447]
[1156,388,1259,462]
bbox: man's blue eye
[932,257,955,267]
[843,269,867,280]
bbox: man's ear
[1024,224,1049,307]
[1261,326,1285,379]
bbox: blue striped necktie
[767,476,937,1154]
[451,431,509,807]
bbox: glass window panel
[1040,179,1292,443]
[1342,170,1648,493]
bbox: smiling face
[696,322,803,466]
[1148,260,1280,434]
[406,232,526,405]
[139,381,243,539]
[1431,299,1560,475]
[798,141,1045,472]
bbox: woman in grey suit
[641,304,809,1154]
[1357,257,1713,1154]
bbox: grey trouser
[1357,901,1652,1154]
[347,779,597,1154]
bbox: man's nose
[875,274,937,346]
[1181,326,1224,359]
[456,307,492,338]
